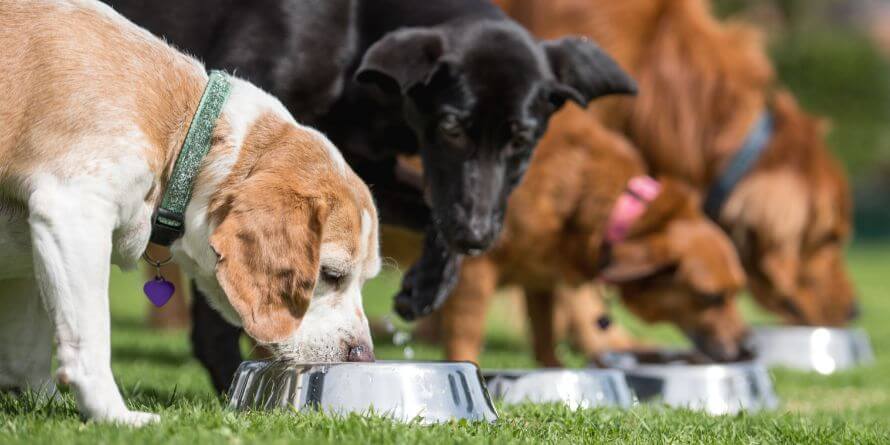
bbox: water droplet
[393,331,412,346]
[382,314,396,334]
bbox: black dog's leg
[393,226,463,321]
[346,159,462,321]
[190,283,243,394]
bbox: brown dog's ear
[542,37,637,107]
[210,196,328,344]
[355,28,449,96]
[600,236,675,283]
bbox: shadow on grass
[111,344,192,367]
[0,389,80,419]
[111,316,168,333]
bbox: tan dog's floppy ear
[210,196,328,344]
[542,37,637,107]
[600,236,674,283]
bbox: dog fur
[105,0,636,391]
[0,0,379,424]
[497,0,858,326]
[431,106,747,365]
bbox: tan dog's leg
[526,291,561,367]
[441,257,498,363]
[144,245,190,329]
[0,278,56,397]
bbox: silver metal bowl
[749,326,874,374]
[227,361,498,424]
[598,352,779,415]
[482,369,634,409]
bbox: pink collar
[605,176,661,244]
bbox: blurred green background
[715,0,890,239]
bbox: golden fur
[497,0,856,326]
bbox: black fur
[105,0,635,392]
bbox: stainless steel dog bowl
[482,369,634,409]
[598,352,779,415]
[749,326,874,374]
[227,361,498,424]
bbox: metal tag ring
[142,249,174,268]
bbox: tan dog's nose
[346,344,375,362]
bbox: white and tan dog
[0,0,380,425]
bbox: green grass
[1,244,889,444]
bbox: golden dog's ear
[759,243,800,299]
[210,195,328,344]
[600,235,674,283]
[600,179,696,283]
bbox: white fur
[221,76,349,177]
[307,127,349,177]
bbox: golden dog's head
[724,93,857,327]
[601,179,748,361]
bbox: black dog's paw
[393,228,463,321]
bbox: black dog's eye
[439,114,464,139]
[508,123,535,153]
[511,131,534,149]
[321,267,347,287]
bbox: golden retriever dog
[496,0,858,326]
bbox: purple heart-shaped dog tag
[144,278,175,307]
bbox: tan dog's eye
[321,266,347,288]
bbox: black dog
[106,0,635,391]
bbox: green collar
[150,70,232,246]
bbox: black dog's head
[356,20,636,253]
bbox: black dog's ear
[542,37,637,107]
[355,28,447,96]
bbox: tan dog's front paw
[98,410,160,427]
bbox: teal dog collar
[150,70,232,246]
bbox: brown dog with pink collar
[437,105,748,366]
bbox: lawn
[0,244,888,444]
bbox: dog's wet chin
[271,342,351,363]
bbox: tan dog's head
[600,179,748,361]
[174,81,380,362]
[724,93,857,326]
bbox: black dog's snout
[449,218,498,252]
[346,344,375,362]
[393,227,464,321]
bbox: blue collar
[703,111,774,219]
